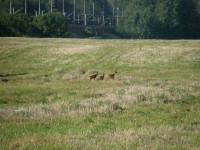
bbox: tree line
[0,11,69,37]
[0,0,70,37]
[117,0,200,39]
[0,0,200,38]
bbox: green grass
[0,37,200,149]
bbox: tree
[117,0,155,38]
[150,0,181,38]
[32,11,69,37]
[0,13,31,36]
[117,0,200,39]
[177,0,200,38]
[0,13,12,36]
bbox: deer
[97,74,105,80]
[108,71,117,79]
[89,72,98,81]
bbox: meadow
[0,37,200,149]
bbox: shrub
[0,13,31,36]
[32,11,69,37]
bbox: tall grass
[0,37,200,149]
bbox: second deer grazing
[97,74,105,80]
[108,71,117,79]
[89,72,98,81]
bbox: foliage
[0,13,31,36]
[117,0,200,39]
[32,11,69,37]
[0,12,68,37]
[0,0,200,38]
[84,26,94,37]
[177,0,200,38]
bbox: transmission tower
[73,0,75,23]
[63,0,65,16]
[25,0,27,15]
[39,0,40,15]
[10,0,12,14]
[51,0,55,13]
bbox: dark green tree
[117,0,200,39]
[150,0,181,38]
[32,11,69,37]
[177,0,200,38]
[117,0,155,38]
[0,13,31,36]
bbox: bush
[32,11,69,37]
[12,14,31,36]
[0,14,12,36]
[84,26,94,37]
[0,13,31,36]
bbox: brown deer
[89,72,98,81]
[97,74,105,80]
[108,71,117,79]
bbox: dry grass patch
[9,134,69,150]
[48,45,101,55]
[6,125,200,150]
[120,46,198,64]
[97,125,199,149]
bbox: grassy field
[0,37,200,149]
